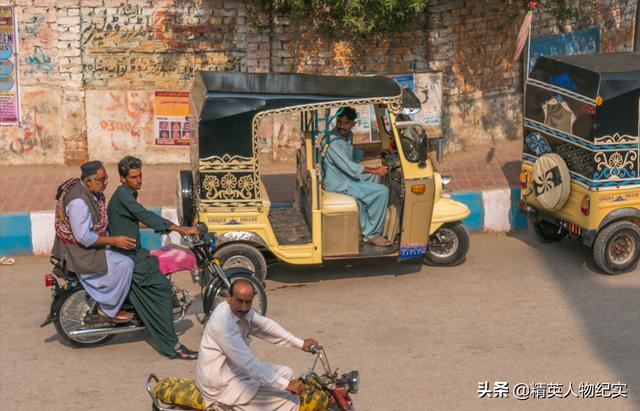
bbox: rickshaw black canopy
[191,72,402,160]
[527,52,640,141]
[192,72,401,123]
[530,52,640,101]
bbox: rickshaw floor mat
[268,208,312,245]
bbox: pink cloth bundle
[150,244,197,275]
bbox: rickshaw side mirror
[418,134,428,168]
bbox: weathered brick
[56,15,81,26]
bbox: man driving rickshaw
[176,72,472,280]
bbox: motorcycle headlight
[342,370,359,394]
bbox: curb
[0,187,527,256]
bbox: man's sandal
[367,235,392,247]
[173,344,198,360]
[97,307,134,323]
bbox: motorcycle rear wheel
[54,287,114,347]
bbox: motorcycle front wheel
[204,270,267,318]
[54,287,114,347]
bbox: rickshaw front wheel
[214,243,267,283]
[593,221,640,275]
[423,222,469,267]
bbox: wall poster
[0,7,19,125]
[154,91,191,146]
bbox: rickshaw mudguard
[429,197,471,235]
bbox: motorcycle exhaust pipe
[67,323,146,338]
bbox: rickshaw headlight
[441,175,452,188]
[581,195,590,216]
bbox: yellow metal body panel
[521,161,640,230]
[430,197,471,234]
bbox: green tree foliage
[247,0,430,37]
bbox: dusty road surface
[1,232,639,411]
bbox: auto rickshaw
[177,72,470,281]
[520,52,640,274]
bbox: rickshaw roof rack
[191,72,402,122]
[548,52,640,74]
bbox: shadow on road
[267,257,423,284]
[508,229,640,405]
[43,319,195,350]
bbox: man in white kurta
[196,280,318,410]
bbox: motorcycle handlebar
[309,344,323,354]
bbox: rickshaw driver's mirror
[418,133,428,168]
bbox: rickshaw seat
[321,190,358,214]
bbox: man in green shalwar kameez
[108,156,199,360]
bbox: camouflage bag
[299,375,330,411]
[152,377,207,410]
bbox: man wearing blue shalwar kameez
[321,107,391,247]
[52,161,137,322]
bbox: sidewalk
[0,139,524,255]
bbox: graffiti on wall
[87,90,154,147]
[82,4,242,86]
[86,90,189,163]
[24,45,53,73]
[0,88,62,164]
[19,10,56,76]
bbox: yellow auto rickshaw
[177,72,471,281]
[520,52,640,274]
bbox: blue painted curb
[0,187,530,255]
[0,213,32,255]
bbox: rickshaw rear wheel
[527,214,567,243]
[214,243,267,283]
[593,221,640,275]
[423,222,469,266]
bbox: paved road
[1,232,639,410]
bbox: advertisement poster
[154,91,191,146]
[0,7,19,125]
[414,72,443,126]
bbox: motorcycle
[146,345,359,411]
[41,223,267,347]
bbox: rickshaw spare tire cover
[152,377,206,410]
[532,153,571,211]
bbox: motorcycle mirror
[196,222,208,236]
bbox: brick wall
[0,0,636,165]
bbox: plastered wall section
[0,0,636,165]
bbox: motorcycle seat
[50,255,78,281]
